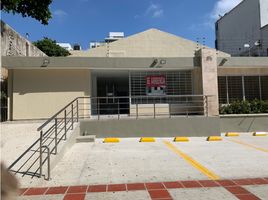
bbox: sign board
[146,75,166,96]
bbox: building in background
[89,32,124,49]
[215,0,268,56]
[57,43,73,51]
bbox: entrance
[97,77,129,115]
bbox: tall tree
[33,38,71,57]
[1,0,52,25]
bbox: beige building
[2,29,268,120]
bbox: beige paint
[200,49,219,116]
[70,29,230,58]
[218,67,268,76]
[12,69,91,120]
[130,104,169,116]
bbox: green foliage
[1,0,52,25]
[33,38,71,57]
[220,99,268,114]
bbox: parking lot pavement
[171,134,268,179]
[16,133,268,189]
[2,123,267,199]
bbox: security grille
[261,76,268,100]
[244,76,260,100]
[218,75,268,104]
[130,71,192,96]
[218,76,227,104]
[130,71,192,104]
[227,76,243,102]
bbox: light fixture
[41,58,50,67]
[159,59,166,65]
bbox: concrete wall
[220,115,268,132]
[261,25,268,56]
[70,29,229,58]
[200,49,219,116]
[216,0,263,56]
[80,117,220,137]
[11,69,91,120]
[1,21,46,57]
[1,20,46,83]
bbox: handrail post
[136,103,138,119]
[206,96,209,117]
[76,99,79,122]
[117,99,120,120]
[39,130,43,178]
[64,110,67,140]
[54,118,57,154]
[153,103,156,119]
[97,98,100,120]
[71,104,74,130]
[41,146,51,181]
[186,97,189,117]
[169,102,171,118]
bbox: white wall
[260,0,268,28]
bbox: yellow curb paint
[253,132,267,136]
[174,137,189,142]
[139,137,155,142]
[103,138,120,143]
[229,138,268,153]
[163,141,220,180]
[207,136,222,141]
[225,132,240,137]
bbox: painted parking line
[163,141,220,180]
[228,138,268,153]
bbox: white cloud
[211,0,242,20]
[53,9,68,18]
[145,2,164,18]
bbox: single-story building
[2,29,268,120]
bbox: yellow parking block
[253,132,267,136]
[174,137,189,142]
[225,132,240,137]
[207,136,222,141]
[139,137,155,142]
[103,138,120,143]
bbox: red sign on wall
[146,76,166,87]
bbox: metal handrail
[9,94,211,180]
[37,98,78,131]
[40,145,50,180]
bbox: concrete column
[200,49,219,116]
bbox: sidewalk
[18,178,268,200]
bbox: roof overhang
[217,57,268,68]
[2,56,198,70]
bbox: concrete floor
[12,133,268,188]
[1,122,44,166]
[2,122,268,200]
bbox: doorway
[97,77,129,115]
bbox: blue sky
[1,0,242,50]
